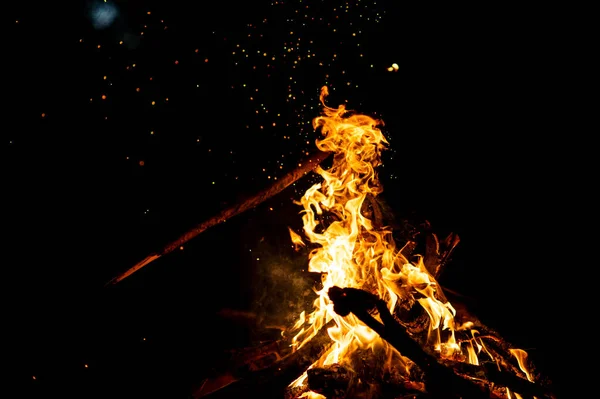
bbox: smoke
[88,0,119,30]
[248,237,317,340]
[85,0,140,49]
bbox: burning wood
[327,286,554,399]
[194,320,336,399]
[195,86,557,398]
[105,149,331,286]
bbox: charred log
[196,320,335,399]
[307,364,355,398]
[298,348,397,398]
[451,361,555,399]
[225,339,288,373]
[302,349,426,399]
[327,286,488,398]
[327,286,555,399]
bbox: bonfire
[109,87,557,399]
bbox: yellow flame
[288,86,530,391]
[507,389,524,399]
[288,227,306,251]
[299,392,326,399]
[510,348,534,382]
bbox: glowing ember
[286,86,533,393]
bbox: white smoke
[88,0,119,30]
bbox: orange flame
[510,348,534,382]
[287,86,532,390]
[288,227,306,251]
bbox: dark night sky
[6,1,579,398]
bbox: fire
[286,86,533,391]
[510,349,534,382]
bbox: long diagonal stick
[105,150,331,286]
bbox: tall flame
[287,86,520,390]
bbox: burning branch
[105,150,331,286]
[195,320,336,399]
[328,286,555,399]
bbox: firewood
[389,229,459,339]
[327,286,556,399]
[307,364,355,398]
[106,150,332,286]
[302,350,428,399]
[195,319,335,399]
[327,286,487,398]
[225,340,287,373]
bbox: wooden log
[327,286,489,398]
[307,364,355,398]
[304,352,428,399]
[106,150,332,286]
[452,362,557,399]
[195,319,336,399]
[391,229,459,338]
[327,286,556,399]
[225,339,287,373]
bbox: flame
[288,227,306,251]
[510,348,534,382]
[299,393,327,399]
[287,86,531,393]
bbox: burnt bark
[195,320,335,399]
[307,364,355,398]
[327,286,556,399]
